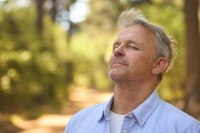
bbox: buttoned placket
[120,113,136,133]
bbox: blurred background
[0,0,199,132]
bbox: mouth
[111,62,127,67]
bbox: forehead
[117,25,156,44]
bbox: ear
[152,58,169,75]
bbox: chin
[108,72,124,81]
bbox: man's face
[108,25,157,82]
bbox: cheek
[128,55,153,71]
[128,58,140,72]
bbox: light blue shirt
[65,91,200,133]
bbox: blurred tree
[0,4,71,115]
[35,0,45,33]
[34,0,77,35]
[51,0,57,22]
[183,0,200,116]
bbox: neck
[110,79,157,115]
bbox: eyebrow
[113,40,139,46]
[126,40,137,45]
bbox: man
[65,8,200,133]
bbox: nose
[113,45,125,57]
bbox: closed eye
[125,41,140,50]
[126,45,139,50]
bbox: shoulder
[159,100,196,120]
[65,102,107,129]
[64,102,110,133]
[157,100,200,130]
[71,102,106,120]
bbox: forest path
[13,87,113,133]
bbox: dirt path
[12,87,113,133]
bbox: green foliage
[70,32,114,89]
[0,6,71,113]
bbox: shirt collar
[96,96,113,121]
[132,90,160,126]
[96,90,160,125]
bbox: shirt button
[123,129,128,133]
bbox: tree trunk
[184,0,200,117]
[51,0,57,22]
[36,0,45,34]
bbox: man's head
[108,8,176,83]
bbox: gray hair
[118,8,176,73]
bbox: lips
[111,61,128,68]
[112,62,125,66]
